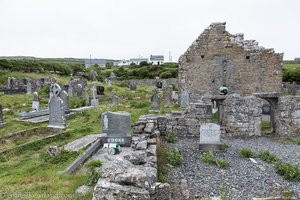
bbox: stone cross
[151,89,160,111]
[108,80,112,86]
[0,105,5,127]
[48,83,66,129]
[105,78,108,85]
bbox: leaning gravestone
[199,123,223,151]
[150,89,160,112]
[181,89,189,108]
[60,90,69,112]
[0,105,6,127]
[32,91,40,111]
[91,86,99,106]
[48,83,66,129]
[100,111,132,146]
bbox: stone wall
[222,94,263,136]
[125,78,178,88]
[276,96,300,136]
[178,22,283,103]
[133,103,212,137]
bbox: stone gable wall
[178,22,283,103]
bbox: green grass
[262,121,272,135]
[259,150,279,163]
[0,79,183,197]
[201,150,230,169]
[240,148,254,158]
[165,132,177,143]
[167,148,183,166]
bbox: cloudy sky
[0,0,299,61]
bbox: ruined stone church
[178,22,283,102]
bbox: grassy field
[0,80,181,200]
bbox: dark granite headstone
[96,86,105,95]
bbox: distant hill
[0,56,86,64]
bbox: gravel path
[168,136,300,199]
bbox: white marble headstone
[200,123,220,144]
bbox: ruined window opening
[201,55,204,59]
[246,56,250,60]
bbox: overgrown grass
[240,148,254,158]
[275,162,300,181]
[259,150,278,163]
[201,150,230,169]
[167,148,183,166]
[165,132,177,143]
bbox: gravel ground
[168,136,300,200]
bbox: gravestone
[91,86,99,106]
[96,86,105,95]
[289,81,297,95]
[48,83,66,129]
[100,111,132,146]
[90,70,98,82]
[68,83,74,97]
[77,84,83,97]
[163,85,173,107]
[60,90,69,112]
[105,78,108,85]
[84,87,89,106]
[172,91,178,103]
[151,89,160,112]
[129,83,137,91]
[199,123,223,151]
[0,105,6,127]
[27,80,32,94]
[181,90,189,107]
[32,92,40,111]
[108,80,112,86]
[111,90,119,107]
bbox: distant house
[85,59,115,68]
[150,55,164,65]
[117,60,130,67]
[295,58,300,63]
[129,58,148,65]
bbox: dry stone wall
[133,103,212,137]
[222,94,263,136]
[276,96,300,136]
[178,22,283,103]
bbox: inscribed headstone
[200,123,221,144]
[48,83,66,129]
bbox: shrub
[167,148,183,166]
[139,61,149,67]
[165,132,177,143]
[130,101,150,109]
[160,71,173,79]
[223,143,231,150]
[275,162,300,181]
[240,148,254,158]
[201,150,216,164]
[259,150,278,163]
[69,96,87,108]
[216,159,230,169]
